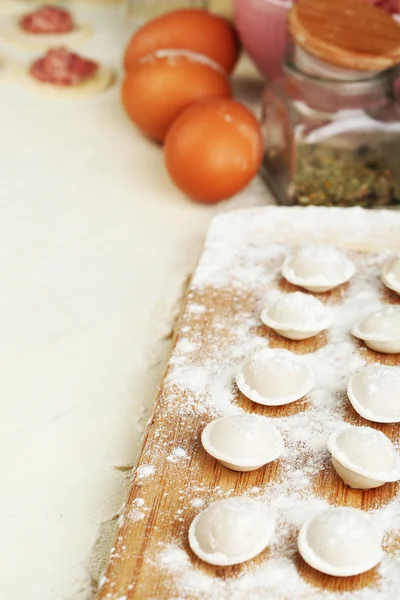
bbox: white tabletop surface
[0,4,273,599]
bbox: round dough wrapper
[16,64,114,98]
[1,20,91,50]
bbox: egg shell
[189,497,275,566]
[121,52,231,142]
[164,98,263,203]
[351,305,400,354]
[328,424,400,489]
[382,256,400,295]
[298,507,383,577]
[201,414,284,472]
[124,8,240,74]
[236,348,314,406]
[347,364,400,423]
[261,292,332,340]
[281,246,355,293]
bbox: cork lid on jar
[288,0,400,71]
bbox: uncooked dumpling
[298,507,383,576]
[352,306,400,353]
[281,246,355,293]
[261,292,332,340]
[328,424,400,489]
[236,348,314,406]
[201,414,284,471]
[347,365,400,423]
[189,497,275,566]
[382,256,400,296]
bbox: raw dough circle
[351,306,400,353]
[16,64,114,97]
[189,497,275,566]
[1,19,91,50]
[261,292,332,340]
[382,256,400,296]
[328,424,400,489]
[201,414,284,472]
[236,348,314,406]
[281,246,355,293]
[347,365,400,423]
[298,507,383,577]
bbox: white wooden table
[0,5,271,599]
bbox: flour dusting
[135,465,155,479]
[167,447,190,463]
[111,208,400,599]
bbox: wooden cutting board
[97,206,400,600]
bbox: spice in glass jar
[261,0,400,207]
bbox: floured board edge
[98,206,400,600]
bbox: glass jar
[261,47,400,207]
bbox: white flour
[131,208,400,599]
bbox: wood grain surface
[289,0,400,70]
[97,207,400,600]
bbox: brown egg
[124,8,240,75]
[164,99,263,203]
[121,52,231,142]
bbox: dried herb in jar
[292,143,400,207]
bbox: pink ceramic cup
[233,0,293,80]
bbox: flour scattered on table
[167,447,190,463]
[190,498,205,508]
[129,509,145,523]
[135,465,155,479]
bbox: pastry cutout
[261,292,332,340]
[352,306,400,354]
[328,424,400,489]
[189,497,275,566]
[201,414,284,472]
[236,348,314,406]
[281,246,355,293]
[347,365,400,423]
[298,507,383,577]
